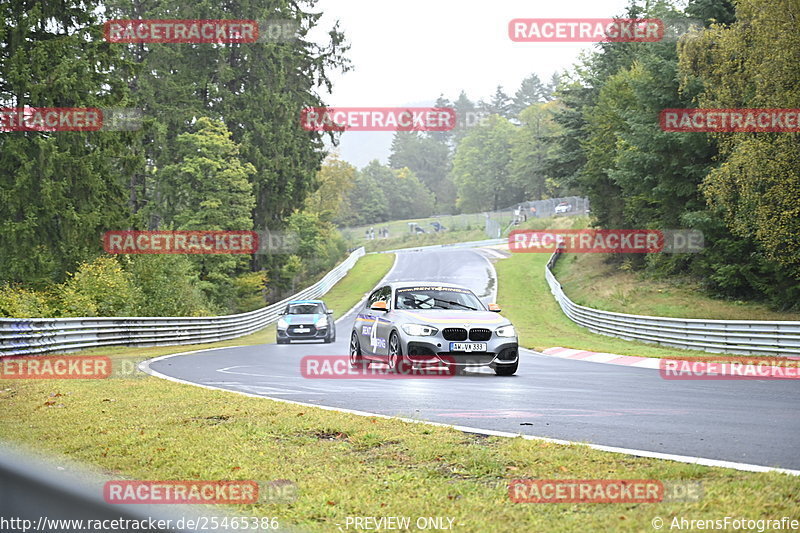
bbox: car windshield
[394,286,484,311]
[287,303,323,315]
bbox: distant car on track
[554,202,572,214]
[349,282,519,375]
[277,299,336,344]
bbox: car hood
[392,309,509,327]
[283,313,323,324]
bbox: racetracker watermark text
[105,19,257,43]
[300,107,457,132]
[508,229,704,253]
[104,231,258,254]
[509,479,702,503]
[301,355,457,379]
[660,108,800,132]
[0,356,111,379]
[103,480,296,504]
[509,18,664,42]
[660,356,800,380]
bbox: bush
[232,271,268,313]
[57,256,142,317]
[0,285,55,318]
[126,254,212,316]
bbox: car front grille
[288,325,316,336]
[469,328,492,341]
[442,328,468,341]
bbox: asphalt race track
[146,248,800,471]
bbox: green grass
[2,370,798,532]
[364,228,490,253]
[552,253,800,321]
[342,211,517,253]
[319,252,395,319]
[495,252,723,358]
[342,212,513,243]
[2,229,798,532]
[359,214,590,253]
[67,252,396,362]
[495,213,800,356]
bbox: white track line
[140,350,799,476]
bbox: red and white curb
[540,347,799,377]
[541,347,661,369]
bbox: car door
[358,288,382,355]
[370,286,393,358]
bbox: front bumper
[399,331,518,367]
[277,325,329,341]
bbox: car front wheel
[349,331,368,368]
[387,332,411,374]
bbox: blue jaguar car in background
[276,299,336,344]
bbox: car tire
[387,332,411,374]
[493,360,518,376]
[323,331,332,343]
[349,331,369,368]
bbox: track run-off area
[143,248,800,474]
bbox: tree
[452,91,479,145]
[480,86,513,119]
[679,0,800,286]
[545,73,561,100]
[389,131,454,212]
[305,155,356,223]
[286,210,345,280]
[385,167,435,220]
[451,115,522,211]
[511,102,564,200]
[0,0,134,285]
[511,74,549,116]
[430,94,455,145]
[155,118,256,310]
[339,161,390,226]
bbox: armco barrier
[0,248,365,357]
[545,249,800,356]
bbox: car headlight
[401,324,438,336]
[315,317,328,328]
[277,318,289,329]
[495,325,516,337]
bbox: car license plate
[449,342,486,352]
[295,327,310,333]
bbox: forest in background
[2,0,798,317]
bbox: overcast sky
[309,0,638,166]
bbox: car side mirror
[326,309,334,314]
[488,303,501,312]
[370,301,388,312]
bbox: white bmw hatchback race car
[349,282,519,375]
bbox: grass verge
[68,252,395,363]
[495,252,726,358]
[552,253,800,321]
[362,228,490,253]
[2,375,798,532]
[2,235,797,532]
[321,252,395,319]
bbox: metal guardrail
[545,249,800,356]
[0,247,366,357]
